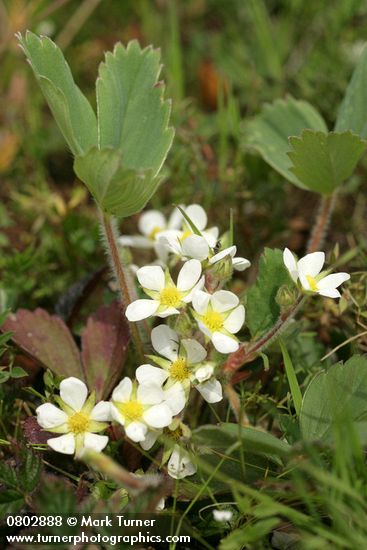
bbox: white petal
[168,206,183,229]
[138,210,166,237]
[111,377,132,403]
[136,364,169,386]
[211,290,239,312]
[140,429,161,450]
[182,339,207,364]
[209,246,237,264]
[143,403,172,428]
[125,299,159,321]
[118,235,152,249]
[154,241,170,264]
[213,510,233,522]
[164,382,186,415]
[90,401,111,422]
[181,235,210,261]
[84,433,108,452]
[182,275,205,303]
[157,230,182,256]
[36,403,68,429]
[60,377,88,412]
[137,265,165,291]
[283,248,298,282]
[110,403,125,425]
[168,445,197,479]
[192,290,210,314]
[195,364,214,382]
[203,227,219,247]
[196,378,223,403]
[297,251,325,278]
[137,383,164,405]
[317,272,350,290]
[151,325,179,360]
[125,421,148,442]
[177,259,202,291]
[318,288,341,298]
[157,307,180,318]
[223,305,245,334]
[185,204,207,231]
[232,257,251,271]
[47,433,75,455]
[212,332,239,353]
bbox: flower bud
[276,285,298,309]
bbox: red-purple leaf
[81,301,130,399]
[2,309,84,379]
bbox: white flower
[167,444,197,479]
[119,208,182,250]
[213,510,233,522]
[283,248,350,299]
[125,260,204,321]
[209,245,251,272]
[36,377,110,456]
[192,290,245,353]
[136,325,223,404]
[110,377,184,443]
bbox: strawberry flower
[36,377,110,456]
[125,259,204,321]
[283,248,350,298]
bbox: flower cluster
[36,206,350,483]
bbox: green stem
[100,211,145,363]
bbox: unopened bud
[276,285,298,309]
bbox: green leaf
[288,130,365,195]
[220,518,280,550]
[10,366,28,379]
[0,490,24,518]
[74,148,162,217]
[96,40,174,175]
[279,339,302,416]
[300,355,367,442]
[0,462,18,489]
[17,31,97,156]
[246,97,327,188]
[246,248,291,339]
[18,449,42,492]
[193,422,290,458]
[335,46,367,138]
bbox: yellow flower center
[148,226,163,240]
[68,412,90,435]
[160,287,182,308]
[202,310,224,332]
[306,275,318,292]
[117,400,144,423]
[170,357,190,381]
[180,229,192,242]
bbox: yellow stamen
[148,226,162,240]
[202,311,224,332]
[306,275,318,292]
[68,412,90,434]
[170,357,190,381]
[160,287,182,308]
[117,401,144,422]
[180,229,192,242]
[164,426,182,440]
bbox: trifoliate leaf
[96,40,174,175]
[246,97,327,188]
[300,355,367,442]
[17,31,97,156]
[74,147,162,217]
[335,46,367,138]
[288,130,366,195]
[246,248,291,339]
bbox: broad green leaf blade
[288,130,366,195]
[74,147,162,217]
[335,46,367,137]
[18,31,97,156]
[300,355,367,442]
[246,248,291,339]
[96,40,174,174]
[246,97,328,188]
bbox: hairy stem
[101,211,146,363]
[223,191,336,381]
